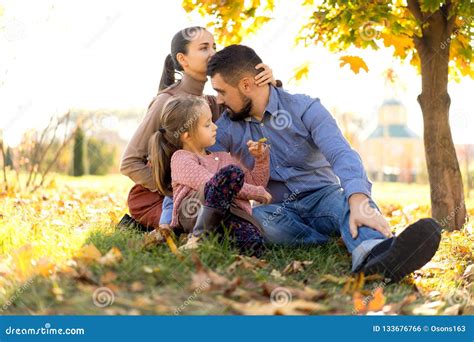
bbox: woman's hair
[149,95,208,196]
[158,26,207,91]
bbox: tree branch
[407,0,424,23]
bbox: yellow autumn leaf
[380,33,414,57]
[75,243,102,264]
[353,291,366,313]
[290,61,311,82]
[367,287,386,311]
[99,246,123,266]
[339,55,369,74]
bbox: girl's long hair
[148,95,208,196]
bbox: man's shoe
[359,218,442,282]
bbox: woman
[119,26,277,230]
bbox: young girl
[148,95,272,256]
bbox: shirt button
[260,123,264,127]
[214,157,219,161]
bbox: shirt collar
[264,86,279,117]
[244,86,279,122]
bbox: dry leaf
[100,271,118,284]
[75,244,102,264]
[262,283,326,301]
[142,229,166,249]
[282,260,313,274]
[367,287,386,311]
[226,255,267,273]
[219,297,330,315]
[319,274,348,285]
[130,281,145,292]
[189,254,237,293]
[339,55,369,74]
[99,247,122,266]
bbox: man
[207,44,441,282]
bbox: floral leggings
[203,164,265,257]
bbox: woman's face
[178,29,216,77]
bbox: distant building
[359,99,425,183]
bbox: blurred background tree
[183,0,473,230]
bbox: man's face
[211,73,253,121]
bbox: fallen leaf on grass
[99,247,122,266]
[412,301,446,315]
[226,255,268,273]
[130,281,145,292]
[382,294,418,315]
[282,260,313,274]
[74,244,102,264]
[270,269,286,281]
[353,287,386,314]
[142,229,166,249]
[262,282,326,301]
[219,297,330,315]
[190,254,239,293]
[100,271,118,284]
[319,274,349,285]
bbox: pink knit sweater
[170,149,270,227]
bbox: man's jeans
[252,184,389,271]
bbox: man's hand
[348,193,393,239]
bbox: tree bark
[414,5,466,231]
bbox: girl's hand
[254,63,276,87]
[247,139,269,159]
[261,190,273,204]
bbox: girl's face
[178,30,216,78]
[186,104,217,151]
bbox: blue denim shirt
[208,86,372,202]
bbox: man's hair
[207,45,263,86]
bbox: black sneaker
[117,213,154,233]
[358,218,442,283]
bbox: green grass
[0,175,472,315]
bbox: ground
[0,174,473,315]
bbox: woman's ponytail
[158,54,176,91]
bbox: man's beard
[226,94,253,121]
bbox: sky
[0,0,473,147]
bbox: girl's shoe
[179,234,201,250]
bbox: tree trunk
[415,8,467,231]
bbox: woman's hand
[254,63,276,87]
[247,139,269,159]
